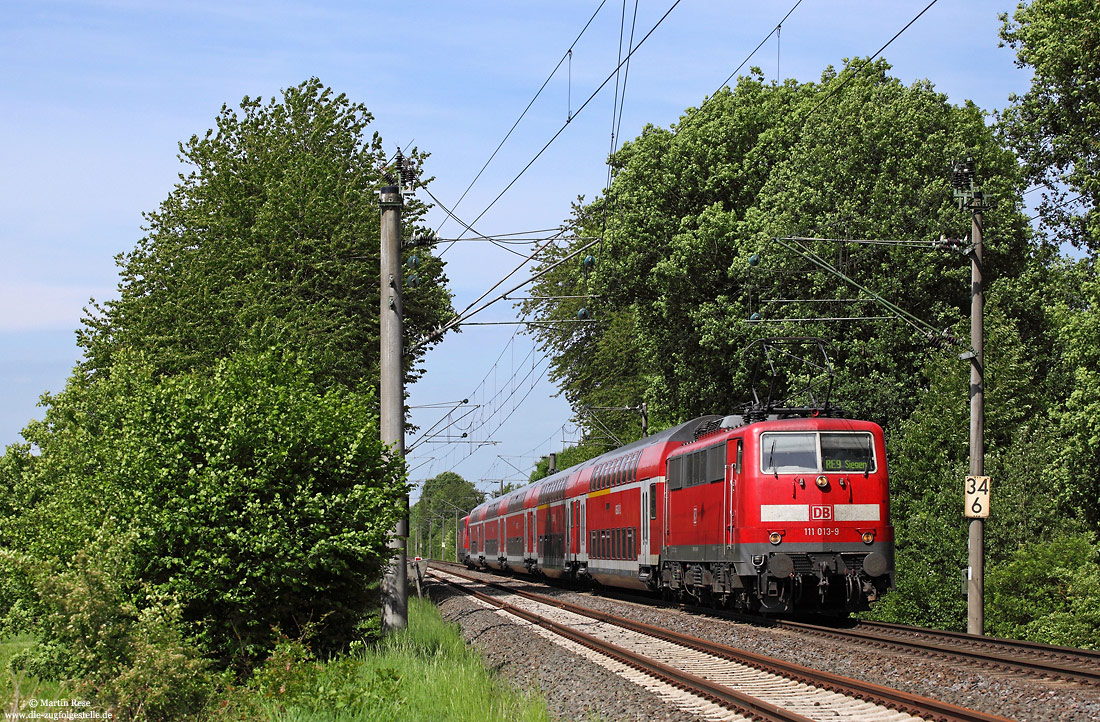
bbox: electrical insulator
[952,157,975,190]
[577,307,590,320]
[748,254,760,266]
[583,255,595,269]
[407,255,420,268]
[749,312,761,321]
[407,274,420,288]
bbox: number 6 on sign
[965,475,991,518]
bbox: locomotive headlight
[861,531,875,544]
[816,475,829,489]
[769,531,783,545]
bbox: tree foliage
[1,348,405,670]
[1048,259,1100,524]
[2,80,443,700]
[526,61,1029,442]
[986,530,1100,649]
[523,59,1100,641]
[410,472,483,560]
[3,535,211,721]
[999,0,1100,253]
[78,78,452,392]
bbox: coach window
[649,482,657,519]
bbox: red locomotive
[460,410,893,614]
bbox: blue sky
[1,1,1031,501]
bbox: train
[458,409,894,615]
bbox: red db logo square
[810,505,832,520]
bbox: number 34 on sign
[965,475,991,518]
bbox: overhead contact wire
[436,0,610,247]
[461,0,685,235]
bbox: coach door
[662,462,672,556]
[725,438,743,548]
[569,500,579,555]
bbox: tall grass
[3,594,555,721]
[222,595,554,722]
[0,634,71,713]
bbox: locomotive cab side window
[667,456,683,490]
[760,431,876,474]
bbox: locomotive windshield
[761,432,876,474]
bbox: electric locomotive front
[743,417,894,612]
[659,415,893,614]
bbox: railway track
[430,560,1099,690]
[795,619,1100,688]
[429,564,1013,722]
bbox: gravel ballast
[426,566,1100,722]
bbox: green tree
[868,303,1069,630]
[1,348,405,670]
[410,472,483,559]
[986,530,1100,649]
[999,0,1100,253]
[527,61,1030,439]
[78,78,452,392]
[1048,259,1100,524]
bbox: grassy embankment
[2,595,555,722]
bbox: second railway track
[428,564,1016,722]
[788,619,1100,688]
[435,559,1100,690]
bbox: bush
[4,537,211,721]
[206,595,553,722]
[986,529,1100,649]
[0,348,406,671]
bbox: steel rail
[439,571,818,722]
[786,619,1100,687]
[857,620,1100,665]
[529,565,1100,689]
[430,564,1013,722]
